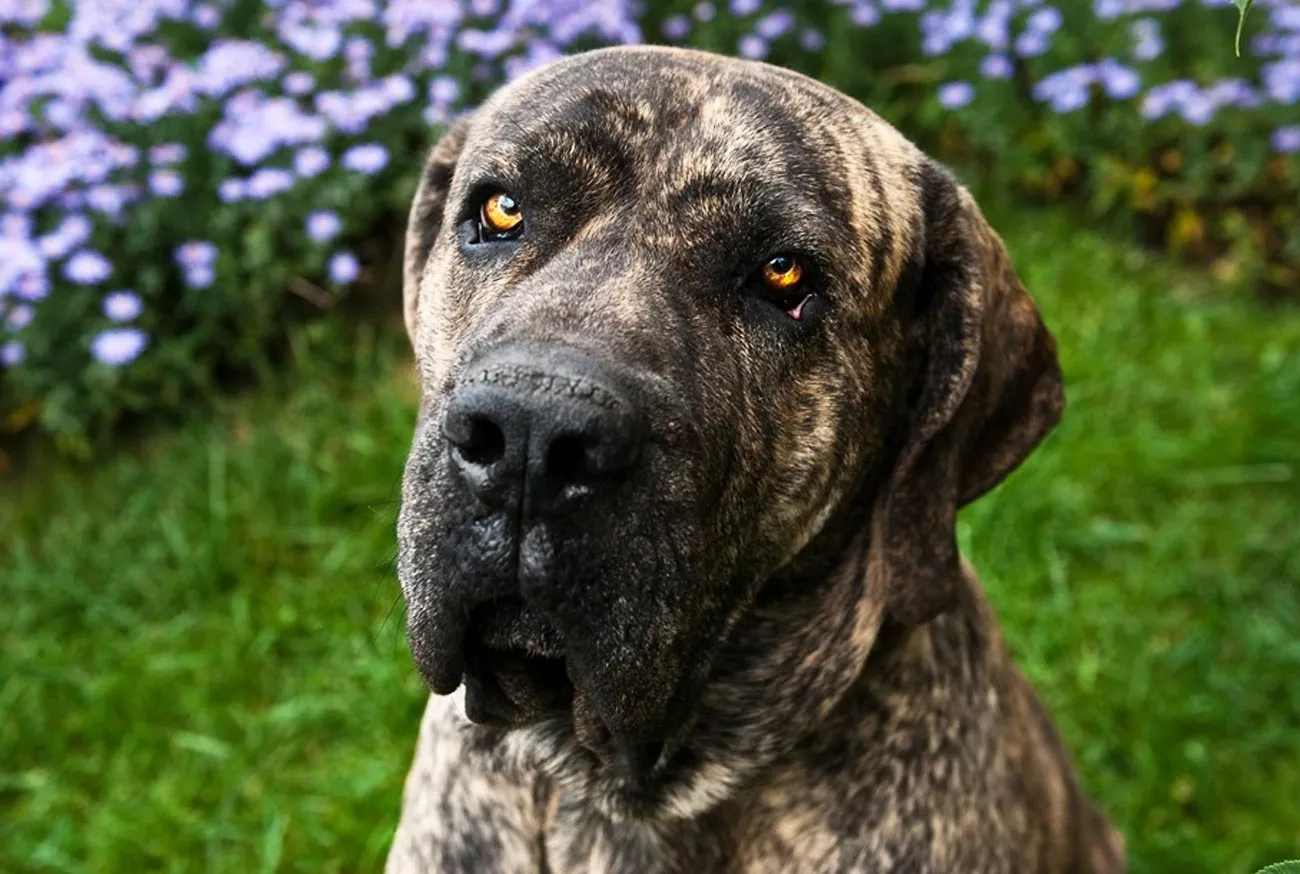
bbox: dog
[387,44,1126,874]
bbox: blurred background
[1,1,1297,872]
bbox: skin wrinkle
[388,45,1125,874]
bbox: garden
[2,0,1298,872]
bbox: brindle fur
[389,45,1125,874]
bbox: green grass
[3,203,1298,873]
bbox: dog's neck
[526,564,1005,873]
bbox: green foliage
[2,204,1298,873]
[1234,0,1255,57]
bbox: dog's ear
[870,161,1065,627]
[404,114,475,344]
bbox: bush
[1,0,1296,453]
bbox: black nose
[442,346,643,514]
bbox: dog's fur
[388,45,1125,873]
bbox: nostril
[546,433,590,484]
[452,415,507,467]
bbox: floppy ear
[403,114,475,344]
[870,161,1065,627]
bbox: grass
[2,201,1298,873]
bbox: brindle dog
[388,45,1125,874]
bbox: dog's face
[398,46,1062,815]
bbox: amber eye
[480,192,523,236]
[761,255,804,293]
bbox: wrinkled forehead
[461,50,864,206]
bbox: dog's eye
[761,255,804,293]
[479,192,523,238]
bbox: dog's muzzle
[408,343,648,728]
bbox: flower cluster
[0,0,640,447]
[1,0,1297,448]
[653,0,1299,134]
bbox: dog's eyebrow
[467,124,642,204]
[659,172,848,250]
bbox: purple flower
[14,272,50,303]
[1273,4,1300,30]
[738,35,768,59]
[185,265,215,289]
[1210,79,1260,110]
[210,93,327,165]
[345,36,373,81]
[1097,59,1140,100]
[1273,126,1300,154]
[661,14,691,40]
[977,13,1009,48]
[1,341,23,367]
[85,185,131,217]
[5,304,34,330]
[345,37,374,61]
[1051,87,1090,113]
[246,168,295,199]
[381,74,416,104]
[1180,95,1216,126]
[1131,18,1164,61]
[328,251,360,284]
[980,54,1014,79]
[284,71,316,96]
[1141,87,1173,120]
[149,143,188,165]
[176,240,218,270]
[127,34,181,72]
[341,143,389,175]
[1034,65,1096,112]
[800,28,826,51]
[430,75,461,107]
[103,290,143,322]
[149,168,185,196]
[218,178,246,202]
[2,213,33,241]
[64,250,112,284]
[1026,6,1062,34]
[1252,34,1278,57]
[1015,30,1049,57]
[192,4,220,29]
[756,11,795,39]
[1263,58,1300,104]
[294,146,330,177]
[1094,0,1124,15]
[694,2,716,22]
[91,328,148,366]
[3,0,45,26]
[923,31,953,57]
[306,210,342,242]
[938,81,976,109]
[849,2,881,26]
[195,40,287,98]
[280,25,342,61]
[880,0,924,11]
[730,0,761,15]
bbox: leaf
[1233,0,1254,58]
[1254,863,1300,874]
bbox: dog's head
[397,45,1062,816]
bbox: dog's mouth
[460,597,574,726]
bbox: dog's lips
[459,597,573,726]
[473,596,568,658]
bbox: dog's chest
[538,789,887,874]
